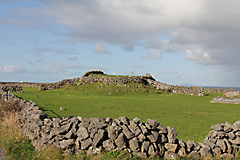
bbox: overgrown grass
[13,83,240,143]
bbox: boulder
[164,143,178,153]
[129,137,140,152]
[115,133,126,149]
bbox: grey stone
[220,153,234,159]
[60,139,75,150]
[211,123,224,131]
[233,121,240,130]
[156,123,167,134]
[216,139,226,152]
[164,151,180,160]
[188,151,200,159]
[121,125,134,139]
[224,121,233,132]
[80,138,92,150]
[139,123,149,135]
[133,117,140,123]
[164,143,178,153]
[158,134,168,143]
[178,147,187,156]
[138,133,146,142]
[92,129,107,147]
[146,119,158,127]
[128,121,141,136]
[103,139,116,151]
[223,138,232,154]
[227,132,236,140]
[115,133,126,149]
[229,137,240,145]
[158,143,165,157]
[212,147,221,156]
[177,139,186,148]
[236,131,240,136]
[167,126,177,144]
[148,144,157,155]
[141,141,150,153]
[87,146,102,155]
[77,126,89,140]
[147,131,159,143]
[199,147,211,157]
[119,116,129,125]
[108,126,119,140]
[129,137,140,152]
[105,117,112,123]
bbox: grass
[13,82,240,143]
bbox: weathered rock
[164,151,180,160]
[147,131,159,143]
[88,146,102,155]
[80,138,92,150]
[216,139,226,153]
[229,137,240,145]
[77,126,89,140]
[146,119,158,127]
[60,139,75,150]
[227,132,236,140]
[103,139,116,151]
[138,133,146,142]
[224,121,233,132]
[199,147,211,157]
[129,137,140,152]
[211,123,224,131]
[141,141,150,153]
[92,129,107,147]
[233,121,240,131]
[148,144,157,155]
[178,147,187,156]
[167,126,177,144]
[220,153,234,159]
[139,123,149,135]
[105,117,112,123]
[115,133,126,149]
[108,126,119,140]
[133,117,140,124]
[121,125,134,139]
[212,147,221,156]
[164,143,178,153]
[119,116,129,125]
[129,121,141,136]
[188,151,200,159]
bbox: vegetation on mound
[13,83,240,143]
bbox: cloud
[29,48,80,56]
[0,65,26,74]
[67,57,78,61]
[42,0,240,68]
[141,49,161,59]
[3,0,240,71]
[93,43,111,54]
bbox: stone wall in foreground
[1,89,239,159]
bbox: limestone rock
[129,137,140,152]
[164,143,178,153]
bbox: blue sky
[1,0,240,87]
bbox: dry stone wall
[1,89,240,159]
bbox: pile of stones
[0,85,23,92]
[204,88,235,93]
[211,96,240,104]
[145,79,205,96]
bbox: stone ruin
[1,88,240,159]
[39,71,210,96]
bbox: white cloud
[41,0,240,68]
[93,43,111,54]
[141,49,161,59]
[0,65,26,74]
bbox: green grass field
[13,83,240,143]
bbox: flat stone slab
[211,97,240,104]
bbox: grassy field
[13,82,240,143]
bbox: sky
[1,0,240,87]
